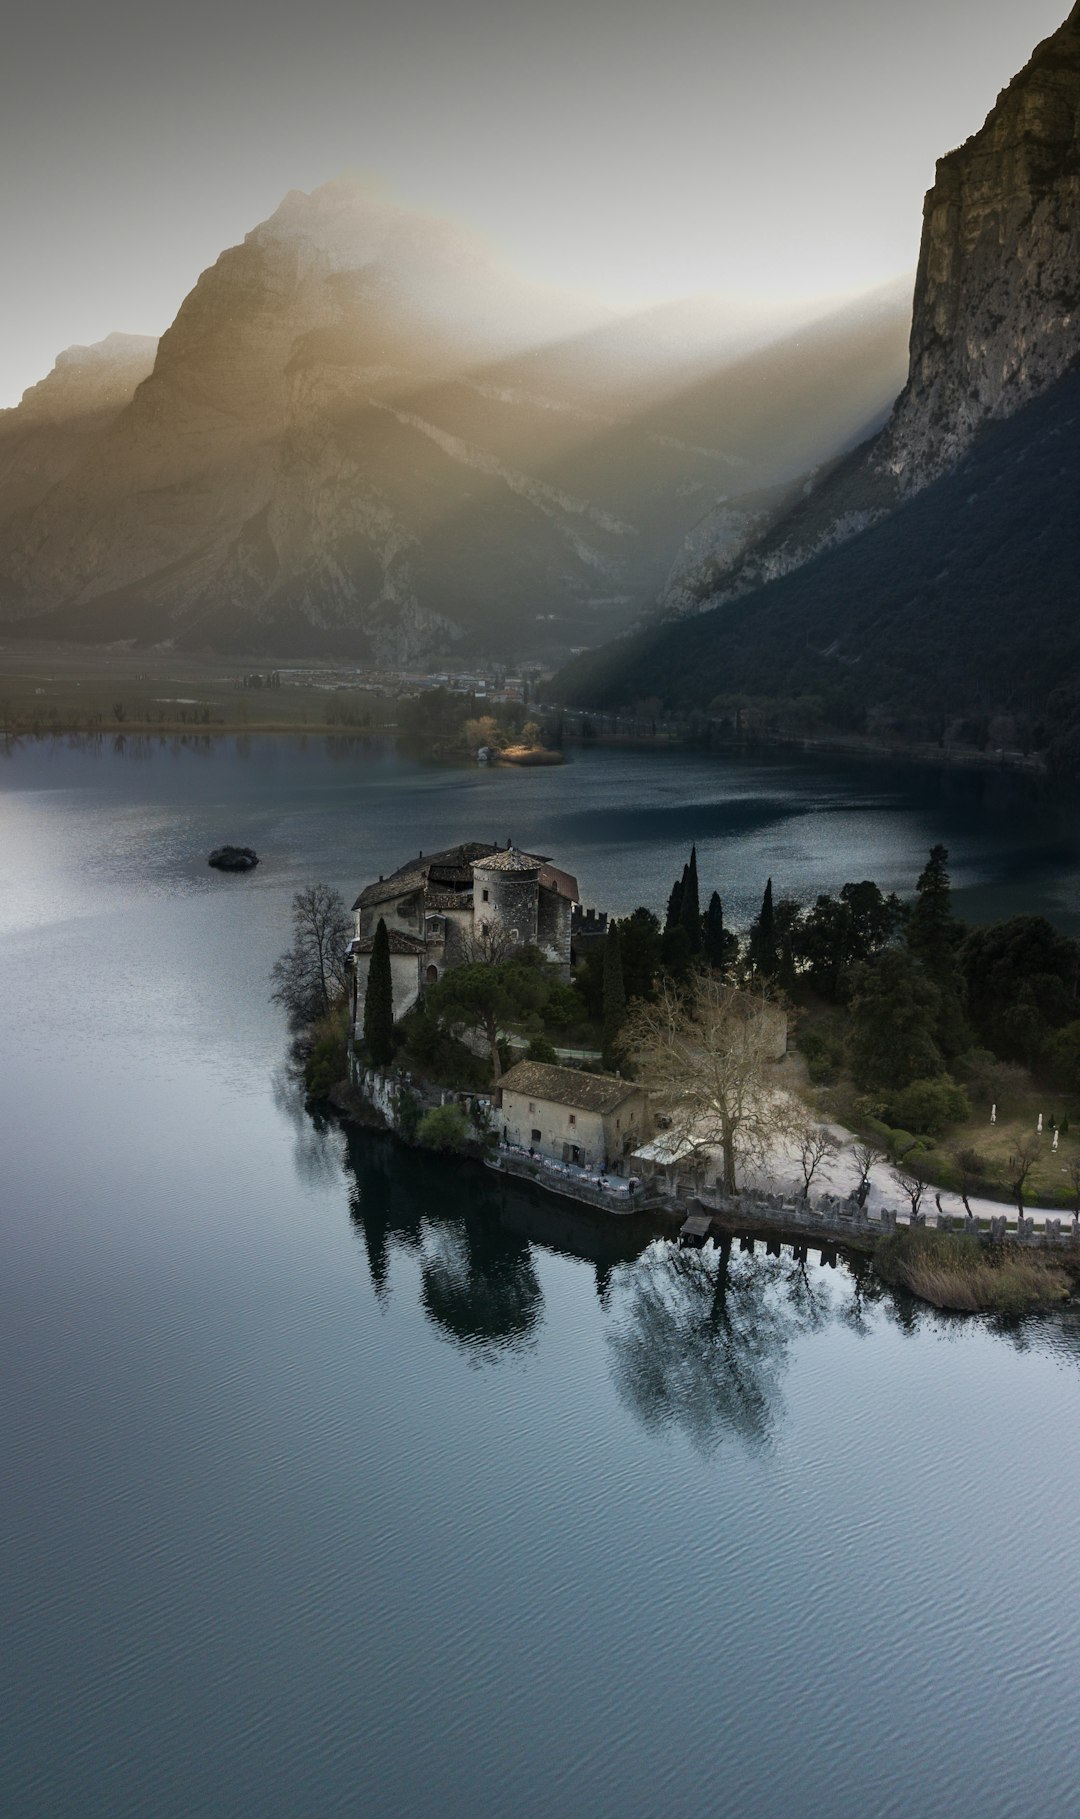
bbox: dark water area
[4,734,1080,1817]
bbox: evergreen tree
[363,917,395,1066]
[749,878,777,976]
[680,844,702,952]
[620,907,662,1000]
[665,868,685,933]
[602,923,627,1066]
[704,891,727,969]
[906,844,968,1057]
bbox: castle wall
[536,887,572,978]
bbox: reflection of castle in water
[342,1128,651,1353]
[341,1127,886,1450]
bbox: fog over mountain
[0,182,910,662]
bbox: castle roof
[353,842,500,910]
[499,1061,642,1115]
[349,931,427,957]
[472,848,542,874]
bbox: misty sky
[0,0,1068,404]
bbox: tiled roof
[538,863,579,902]
[353,841,500,910]
[349,931,427,956]
[499,1061,641,1114]
[473,848,542,874]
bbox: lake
[4,733,1080,1818]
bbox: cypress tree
[907,844,968,1057]
[749,878,777,976]
[363,916,395,1066]
[665,870,685,932]
[602,923,627,1067]
[680,844,702,951]
[705,891,727,970]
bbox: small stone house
[498,1061,652,1174]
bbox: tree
[665,870,685,933]
[851,1142,882,1206]
[602,923,626,1067]
[906,844,968,1058]
[1065,1153,1080,1221]
[619,907,662,1000]
[362,917,395,1065]
[886,1076,970,1137]
[1007,1134,1040,1219]
[704,891,735,972]
[797,1125,836,1199]
[951,1146,988,1218]
[961,916,1080,1067]
[270,882,351,1028]
[892,1163,927,1221]
[417,1102,471,1152]
[848,948,943,1090]
[424,951,565,1086]
[748,878,777,977]
[624,973,794,1195]
[680,844,702,953]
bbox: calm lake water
[4,734,1080,1818]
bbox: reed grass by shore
[875,1227,1073,1314]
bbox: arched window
[425,964,439,984]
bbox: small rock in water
[208,846,259,872]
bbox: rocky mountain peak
[880,1,1080,487]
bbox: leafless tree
[457,920,519,967]
[850,1141,882,1206]
[892,1163,927,1221]
[951,1146,987,1219]
[1008,1133,1040,1218]
[797,1125,836,1199]
[623,972,795,1196]
[270,883,352,1028]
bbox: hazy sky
[0,0,1068,404]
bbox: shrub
[525,1035,559,1064]
[416,1102,472,1152]
[799,1024,846,1084]
[393,1085,423,1142]
[304,1004,349,1099]
[886,1076,971,1136]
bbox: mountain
[0,333,157,527]
[555,3,1080,740]
[0,180,908,663]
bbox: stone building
[348,840,579,1029]
[498,1060,652,1174]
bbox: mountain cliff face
[554,5,1080,736]
[654,2,1080,622]
[0,181,908,662]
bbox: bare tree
[797,1125,836,1199]
[892,1163,927,1221]
[271,883,352,1029]
[457,920,520,967]
[951,1146,986,1219]
[623,972,795,1196]
[1008,1134,1040,1219]
[851,1141,882,1207]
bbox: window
[528,1102,535,1114]
[482,889,489,903]
[568,1114,576,1127]
[531,1129,541,1143]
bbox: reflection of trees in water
[343,1130,542,1356]
[272,1067,347,1188]
[607,1238,870,1453]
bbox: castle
[348,840,579,1029]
